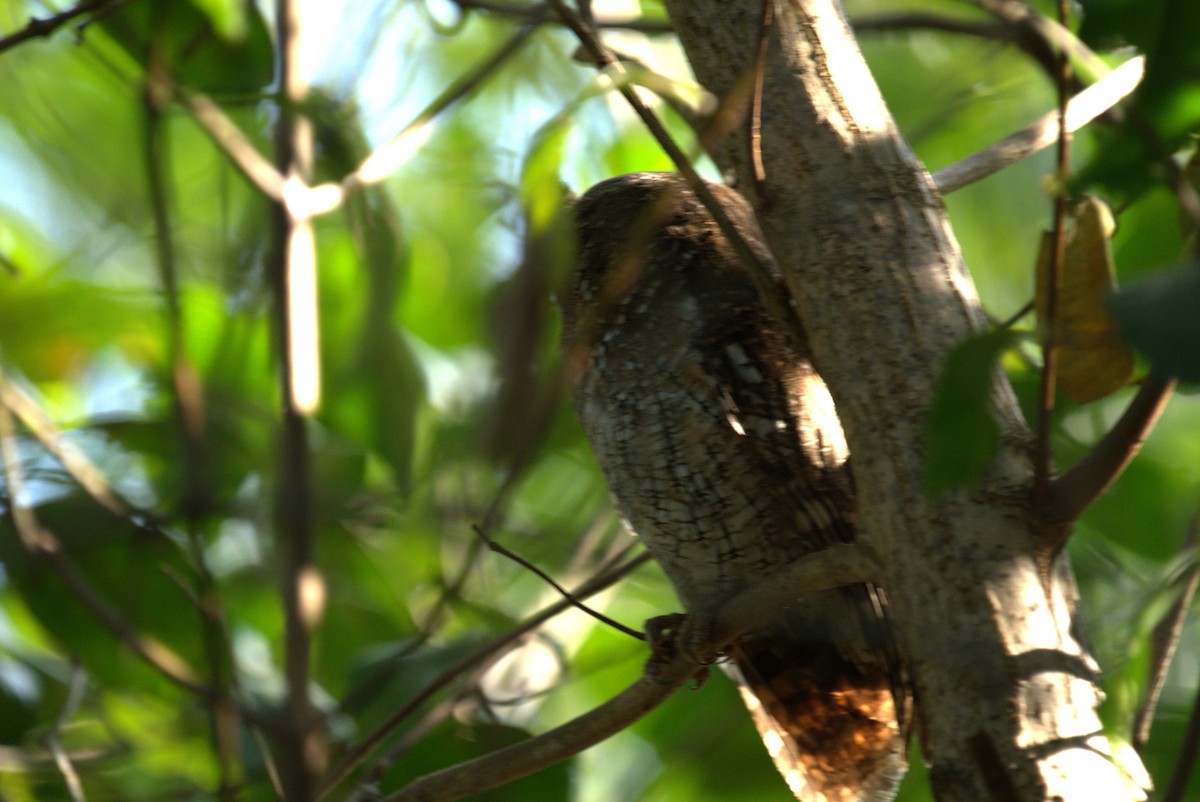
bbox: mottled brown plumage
[560,173,908,802]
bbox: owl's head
[560,172,777,361]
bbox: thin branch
[0,371,129,516]
[1033,4,1074,511]
[0,374,277,746]
[178,91,286,200]
[473,524,645,641]
[366,692,465,788]
[384,671,688,802]
[270,0,324,797]
[932,56,1144,194]
[186,24,535,214]
[748,0,775,193]
[854,10,1062,82]
[380,543,874,802]
[44,665,88,802]
[1134,515,1200,751]
[713,543,875,638]
[0,405,207,698]
[1163,668,1200,802]
[346,25,534,190]
[970,0,1110,83]
[318,547,651,800]
[854,11,1006,40]
[1040,374,1176,525]
[449,0,674,33]
[0,0,126,56]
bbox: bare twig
[854,11,1006,40]
[1134,515,1200,751]
[144,56,244,793]
[0,405,207,697]
[0,372,128,517]
[749,0,775,193]
[347,25,534,189]
[183,22,534,237]
[854,11,1059,81]
[1032,2,1073,511]
[384,671,689,802]
[1040,374,1176,525]
[0,0,127,56]
[318,547,650,800]
[473,523,645,640]
[44,665,88,802]
[366,692,465,787]
[380,543,874,802]
[179,91,286,200]
[1163,668,1200,802]
[970,0,1110,82]
[932,56,1144,195]
[449,0,674,33]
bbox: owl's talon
[644,613,718,686]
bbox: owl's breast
[571,289,822,610]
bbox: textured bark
[662,2,1148,800]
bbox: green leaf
[187,0,248,41]
[1077,0,1200,197]
[95,0,272,94]
[923,330,1018,496]
[1108,264,1200,382]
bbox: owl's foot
[644,612,717,688]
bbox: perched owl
[559,173,908,802]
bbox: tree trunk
[663,2,1148,800]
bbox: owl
[559,173,908,802]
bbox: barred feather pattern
[560,173,908,802]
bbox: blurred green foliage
[0,0,1195,800]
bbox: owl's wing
[695,308,909,802]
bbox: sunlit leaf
[1035,196,1134,403]
[187,0,248,40]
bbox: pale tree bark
[664,2,1149,801]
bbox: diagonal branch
[384,672,689,802]
[1134,515,1200,751]
[318,547,650,800]
[0,405,206,698]
[1040,373,1176,526]
[933,56,1145,194]
[1163,671,1200,802]
[380,544,874,802]
[473,523,645,641]
[179,91,286,200]
[347,25,535,189]
[0,371,129,516]
[0,0,128,56]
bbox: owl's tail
[724,586,909,802]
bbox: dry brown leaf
[1035,196,1134,404]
